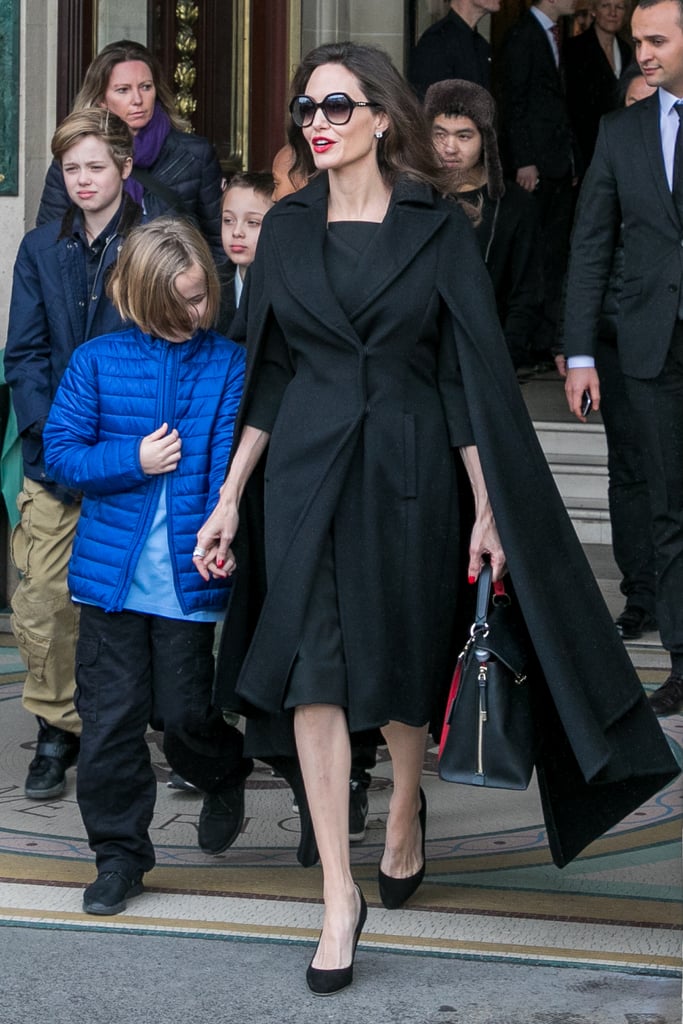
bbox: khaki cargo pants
[10,478,81,735]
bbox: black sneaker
[83,871,144,916]
[198,780,246,854]
[25,718,80,800]
[349,780,369,843]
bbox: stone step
[532,417,611,542]
[552,463,608,502]
[534,419,608,459]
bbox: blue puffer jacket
[43,326,245,614]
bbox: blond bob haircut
[51,109,133,171]
[108,217,220,340]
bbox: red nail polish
[216,559,225,569]
[468,575,476,584]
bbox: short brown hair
[222,171,275,210]
[108,217,220,339]
[51,109,133,172]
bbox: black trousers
[75,605,251,875]
[595,336,656,615]
[624,322,683,655]
[533,173,576,356]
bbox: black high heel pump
[378,788,426,909]
[306,885,367,996]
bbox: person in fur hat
[425,79,546,372]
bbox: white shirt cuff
[566,355,596,369]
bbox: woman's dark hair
[287,42,450,192]
[73,39,189,132]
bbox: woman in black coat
[36,40,224,263]
[565,2,632,171]
[195,42,678,995]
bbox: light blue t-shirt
[124,481,221,622]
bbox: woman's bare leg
[294,703,362,970]
[379,721,427,879]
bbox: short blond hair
[108,217,220,339]
[51,109,133,172]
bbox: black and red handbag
[438,563,536,790]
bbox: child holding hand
[43,216,252,916]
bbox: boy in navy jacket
[4,109,142,801]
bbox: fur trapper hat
[424,79,505,201]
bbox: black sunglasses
[289,92,380,128]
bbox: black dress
[284,222,395,714]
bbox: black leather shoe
[83,871,144,916]
[306,886,367,996]
[25,718,80,800]
[378,788,427,910]
[198,779,246,854]
[648,674,683,716]
[615,606,658,641]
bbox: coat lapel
[270,179,362,348]
[270,175,449,341]
[640,94,680,231]
[344,194,449,322]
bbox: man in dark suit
[500,0,579,363]
[408,0,500,100]
[564,0,683,716]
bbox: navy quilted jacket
[43,326,245,614]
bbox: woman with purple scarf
[36,40,225,264]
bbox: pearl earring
[375,130,384,139]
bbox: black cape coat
[215,175,679,869]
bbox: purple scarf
[124,103,172,205]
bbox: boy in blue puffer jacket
[43,217,252,916]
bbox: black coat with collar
[564,94,683,378]
[500,11,576,178]
[565,24,632,171]
[408,8,491,100]
[217,174,678,868]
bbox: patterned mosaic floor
[0,640,681,978]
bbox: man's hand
[565,367,600,422]
[516,165,540,192]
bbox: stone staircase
[534,419,611,546]
[521,374,610,545]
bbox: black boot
[25,718,79,800]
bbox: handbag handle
[473,562,493,632]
